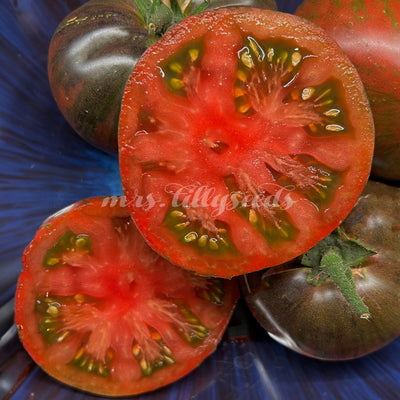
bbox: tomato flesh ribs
[15,197,238,397]
[119,8,374,278]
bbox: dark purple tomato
[48,0,148,154]
[296,0,400,181]
[48,0,277,154]
[240,180,400,360]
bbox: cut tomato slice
[118,8,374,278]
[15,196,238,397]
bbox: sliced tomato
[118,8,374,278]
[15,196,238,397]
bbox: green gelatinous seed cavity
[235,37,308,116]
[71,342,114,377]
[161,43,202,97]
[164,205,236,255]
[42,230,92,268]
[224,174,298,245]
[172,300,210,345]
[131,326,176,377]
[272,154,343,209]
[289,78,350,136]
[35,294,98,344]
[35,296,71,344]
[195,278,225,305]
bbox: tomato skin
[48,0,148,154]
[296,0,400,181]
[240,181,400,361]
[48,0,277,154]
[119,7,374,278]
[15,196,238,396]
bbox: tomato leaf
[170,0,185,23]
[301,229,376,269]
[188,0,210,16]
[133,0,152,25]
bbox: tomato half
[15,196,238,397]
[118,7,375,278]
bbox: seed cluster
[131,326,176,376]
[71,344,114,377]
[164,206,235,254]
[162,45,202,97]
[224,174,297,245]
[235,37,348,137]
[235,37,304,116]
[42,230,91,268]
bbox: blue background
[0,1,399,399]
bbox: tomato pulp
[15,197,238,396]
[119,8,375,278]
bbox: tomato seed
[46,305,59,315]
[208,239,219,250]
[248,209,258,225]
[198,235,208,247]
[169,62,183,74]
[184,232,198,243]
[170,210,184,218]
[291,51,302,66]
[301,87,314,100]
[188,48,199,62]
[326,124,345,132]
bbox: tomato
[15,196,238,397]
[296,0,400,181]
[240,180,400,361]
[48,0,276,154]
[118,7,375,278]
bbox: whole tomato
[48,0,276,154]
[240,181,400,360]
[296,0,400,181]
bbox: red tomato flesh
[118,8,374,278]
[15,197,238,397]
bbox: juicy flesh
[131,37,348,249]
[35,219,225,379]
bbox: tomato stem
[133,0,209,38]
[302,229,375,319]
[318,247,370,318]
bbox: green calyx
[301,229,376,319]
[134,0,209,38]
